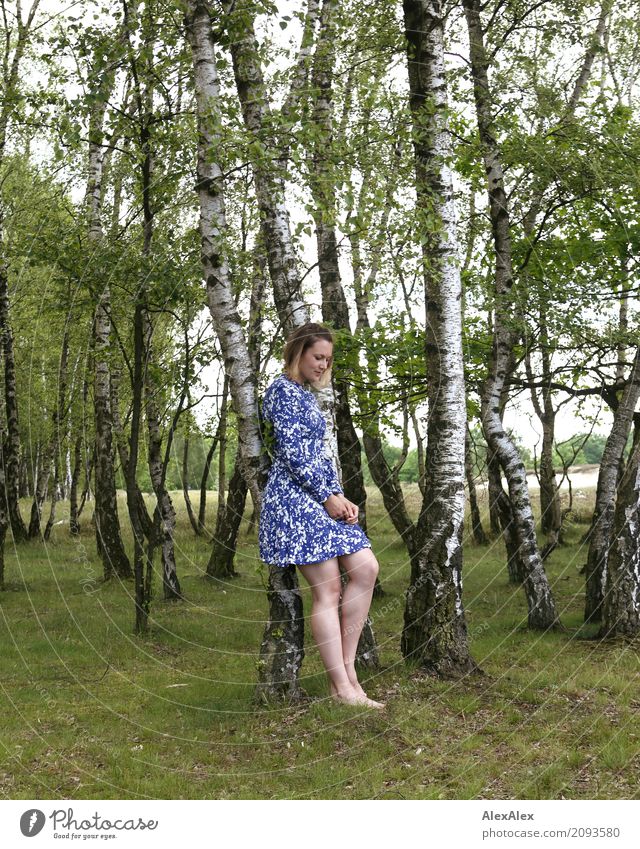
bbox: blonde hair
[283,322,334,388]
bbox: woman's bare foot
[345,670,386,708]
[360,695,386,709]
[329,681,386,709]
[329,681,357,701]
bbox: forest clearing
[0,0,639,805]
[1,485,638,799]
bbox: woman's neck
[283,371,304,386]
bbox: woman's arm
[322,455,344,496]
[269,385,338,504]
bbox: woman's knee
[311,575,342,606]
[363,552,379,584]
[299,562,342,605]
[343,549,379,585]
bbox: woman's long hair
[283,322,334,388]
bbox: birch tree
[185,0,305,701]
[600,434,640,638]
[400,0,478,675]
[225,0,314,332]
[0,0,42,544]
[584,347,640,622]
[463,0,560,629]
[304,0,380,659]
[82,25,132,579]
[307,0,370,541]
[123,0,184,602]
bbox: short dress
[258,373,371,567]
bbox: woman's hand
[323,494,345,520]
[323,494,359,524]
[342,497,359,524]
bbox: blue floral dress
[258,373,371,567]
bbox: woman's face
[297,339,333,384]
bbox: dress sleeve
[322,455,344,496]
[270,383,336,504]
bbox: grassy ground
[0,485,638,800]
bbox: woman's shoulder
[265,372,288,397]
[263,373,308,418]
[264,373,298,404]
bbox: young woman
[259,323,384,709]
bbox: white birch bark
[585,347,640,621]
[600,437,640,637]
[185,0,305,702]
[185,0,265,505]
[0,0,42,544]
[400,0,478,674]
[463,0,560,629]
[226,0,311,332]
[85,89,131,578]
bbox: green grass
[0,485,639,799]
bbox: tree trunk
[80,448,93,518]
[85,75,131,579]
[198,433,218,535]
[110,364,153,539]
[70,367,91,536]
[182,436,201,535]
[464,0,560,630]
[487,448,502,536]
[93,295,132,579]
[465,426,487,545]
[0,269,28,542]
[256,564,306,704]
[523,302,562,541]
[488,451,524,584]
[43,463,59,542]
[400,0,478,675]
[124,1,185,607]
[599,437,640,638]
[128,299,151,634]
[217,397,228,512]
[245,247,266,543]
[0,1,41,546]
[186,0,301,700]
[28,443,51,539]
[197,375,227,535]
[538,409,561,535]
[584,346,640,622]
[0,459,7,589]
[206,451,248,580]
[69,432,83,536]
[227,0,312,332]
[44,322,71,543]
[19,455,29,499]
[348,160,408,539]
[142,312,182,601]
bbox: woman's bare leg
[338,548,384,708]
[297,558,359,702]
